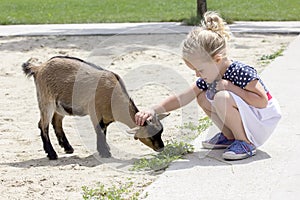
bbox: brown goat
[22,56,168,160]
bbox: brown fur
[23,56,165,159]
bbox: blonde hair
[182,11,230,61]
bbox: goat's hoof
[65,146,74,154]
[98,152,111,158]
[47,153,58,160]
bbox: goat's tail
[22,58,40,78]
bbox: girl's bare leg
[213,91,251,143]
[197,91,234,140]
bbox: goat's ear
[126,127,140,135]
[157,113,170,120]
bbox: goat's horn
[126,127,140,134]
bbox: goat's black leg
[99,120,112,136]
[39,117,57,160]
[90,115,111,158]
[95,122,111,158]
[52,112,74,154]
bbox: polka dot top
[196,61,269,99]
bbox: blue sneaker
[222,140,256,160]
[202,132,234,149]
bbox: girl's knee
[214,90,230,99]
[213,91,232,108]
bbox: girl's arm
[153,84,201,113]
[135,84,201,126]
[216,79,268,108]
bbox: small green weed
[178,116,212,141]
[82,182,139,200]
[259,46,286,68]
[260,47,285,61]
[181,116,212,133]
[131,141,194,171]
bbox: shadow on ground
[166,149,271,171]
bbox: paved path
[143,35,300,200]
[0,21,300,36]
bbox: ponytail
[202,11,230,40]
[182,11,230,60]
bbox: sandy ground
[0,33,296,199]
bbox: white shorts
[206,91,282,147]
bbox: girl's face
[184,57,220,83]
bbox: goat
[22,56,168,160]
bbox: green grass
[259,45,286,66]
[131,116,211,172]
[209,0,300,22]
[177,116,213,141]
[0,0,299,25]
[82,182,140,200]
[0,0,195,25]
[180,116,212,135]
[260,46,285,61]
[131,141,194,171]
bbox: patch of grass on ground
[82,182,140,200]
[260,47,285,61]
[131,141,194,171]
[259,45,286,66]
[131,116,212,171]
[178,116,213,141]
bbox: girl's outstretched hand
[135,109,155,126]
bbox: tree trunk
[197,0,207,18]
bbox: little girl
[135,11,281,160]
